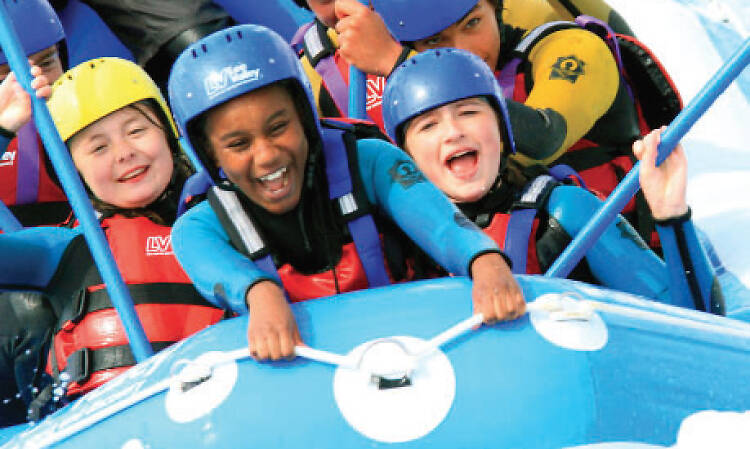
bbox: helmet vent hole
[67,75,72,80]
[226,34,231,43]
[90,63,95,69]
[237,30,243,39]
[201,44,207,53]
[191,49,198,59]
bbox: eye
[227,137,250,151]
[268,120,289,136]
[128,126,146,136]
[92,144,107,154]
[418,120,437,132]
[423,35,442,46]
[459,107,479,116]
[464,17,481,29]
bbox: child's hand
[334,0,404,77]
[245,280,302,361]
[0,65,54,133]
[633,127,688,220]
[470,252,525,324]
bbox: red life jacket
[299,21,387,132]
[48,215,224,396]
[0,124,69,227]
[498,17,682,249]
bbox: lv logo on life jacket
[146,235,174,256]
[0,150,17,167]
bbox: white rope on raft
[21,294,750,448]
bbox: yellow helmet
[48,57,178,142]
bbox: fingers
[334,0,363,20]
[248,328,299,361]
[473,279,526,325]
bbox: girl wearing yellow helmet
[0,57,224,421]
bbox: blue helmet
[168,24,320,178]
[383,48,515,154]
[371,0,478,42]
[0,0,65,65]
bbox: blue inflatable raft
[1,276,748,448]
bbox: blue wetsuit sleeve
[655,209,723,314]
[0,227,78,290]
[171,200,279,315]
[545,185,672,302]
[355,138,501,276]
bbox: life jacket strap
[64,341,175,385]
[302,21,349,116]
[58,283,215,331]
[15,122,41,205]
[320,125,390,287]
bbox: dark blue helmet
[371,0,478,42]
[168,24,321,178]
[382,48,515,154]
[0,0,65,65]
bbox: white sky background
[607,0,750,288]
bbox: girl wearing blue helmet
[382,48,723,315]
[168,24,525,362]
[0,0,68,227]
[322,0,677,252]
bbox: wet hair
[78,100,192,225]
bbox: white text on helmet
[204,64,261,99]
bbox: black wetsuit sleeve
[81,0,230,64]
[506,100,567,160]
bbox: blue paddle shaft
[347,0,370,119]
[0,199,22,232]
[348,66,367,119]
[0,1,153,361]
[546,37,750,279]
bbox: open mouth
[118,166,148,183]
[257,166,289,194]
[445,150,479,179]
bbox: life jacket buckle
[64,347,91,385]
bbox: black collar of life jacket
[497,24,527,70]
[457,177,517,227]
[233,141,344,273]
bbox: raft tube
[2,276,749,448]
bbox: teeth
[258,166,287,182]
[120,167,146,181]
[448,151,473,161]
